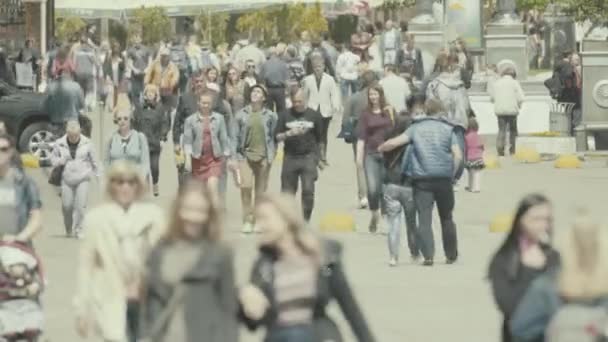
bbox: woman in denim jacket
[183,92,233,206]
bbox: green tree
[55,16,87,42]
[131,6,172,45]
[196,10,230,47]
[516,0,550,10]
[559,0,608,23]
[236,9,275,42]
[290,2,329,39]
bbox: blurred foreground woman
[74,160,166,342]
[239,193,375,342]
[140,179,238,342]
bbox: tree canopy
[55,16,87,42]
[131,6,172,45]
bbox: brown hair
[468,116,479,132]
[165,179,223,242]
[425,98,445,115]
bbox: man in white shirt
[379,64,409,113]
[336,44,361,100]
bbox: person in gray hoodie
[425,53,470,182]
[51,119,102,238]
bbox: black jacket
[489,244,560,342]
[396,48,424,81]
[240,239,376,342]
[173,89,229,145]
[383,115,412,185]
[133,102,171,153]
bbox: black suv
[0,80,55,159]
[0,80,91,163]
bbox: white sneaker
[241,222,254,234]
[75,230,84,240]
[153,184,160,197]
[358,197,369,209]
[389,257,398,267]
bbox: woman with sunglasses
[223,65,246,113]
[74,160,166,342]
[140,179,238,342]
[239,193,375,342]
[104,107,151,185]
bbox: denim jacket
[6,168,42,236]
[183,112,231,159]
[232,106,278,162]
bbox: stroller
[0,242,44,342]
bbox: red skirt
[191,154,224,181]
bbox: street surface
[32,108,608,341]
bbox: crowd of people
[0,13,596,342]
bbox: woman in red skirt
[183,92,233,206]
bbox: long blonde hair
[105,160,147,200]
[257,193,321,263]
[558,213,608,300]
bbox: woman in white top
[74,160,166,342]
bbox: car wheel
[18,122,56,164]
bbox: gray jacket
[104,130,151,179]
[51,135,101,186]
[426,72,470,129]
[233,106,278,162]
[403,117,459,179]
[342,88,369,127]
[183,112,231,159]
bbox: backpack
[544,72,564,100]
[546,302,608,342]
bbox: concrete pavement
[30,108,608,341]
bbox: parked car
[0,80,91,164]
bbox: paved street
[30,109,608,342]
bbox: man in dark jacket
[379,98,462,266]
[133,85,170,197]
[43,70,85,137]
[260,49,289,113]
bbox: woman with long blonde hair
[239,193,375,342]
[510,213,608,341]
[74,160,166,342]
[140,179,238,342]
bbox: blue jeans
[266,325,315,342]
[384,183,418,259]
[454,126,466,181]
[364,153,385,211]
[340,78,358,100]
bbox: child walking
[465,116,485,193]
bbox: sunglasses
[247,65,255,69]
[111,178,137,186]
[0,146,10,153]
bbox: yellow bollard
[484,153,501,169]
[275,149,284,163]
[21,154,39,169]
[319,212,356,233]
[554,154,582,169]
[514,147,541,164]
[490,213,514,233]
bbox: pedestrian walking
[491,66,524,156]
[396,33,424,82]
[379,98,463,266]
[174,72,228,188]
[260,48,289,113]
[357,85,395,233]
[42,69,84,137]
[205,66,221,93]
[183,92,233,207]
[74,160,166,342]
[464,116,485,193]
[127,33,151,104]
[379,64,410,113]
[239,193,376,342]
[223,65,246,113]
[233,85,278,233]
[140,179,238,342]
[379,20,401,66]
[132,84,171,197]
[72,35,99,109]
[341,71,377,209]
[50,120,101,238]
[0,134,42,244]
[105,108,151,183]
[382,94,424,266]
[102,44,127,111]
[488,194,558,342]
[510,213,605,342]
[275,89,323,222]
[336,44,361,100]
[302,61,341,166]
[145,47,180,121]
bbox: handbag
[338,117,357,144]
[48,165,65,186]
